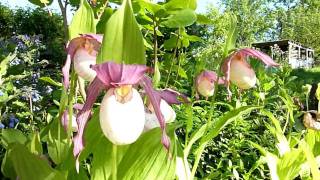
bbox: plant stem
[153,17,158,67]
[306,94,309,111]
[165,30,180,88]
[68,70,77,137]
[112,144,117,180]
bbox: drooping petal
[158,89,189,105]
[62,34,103,89]
[140,76,170,150]
[91,61,150,87]
[239,48,280,67]
[73,78,104,172]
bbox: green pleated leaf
[223,14,238,58]
[98,0,146,64]
[8,143,65,180]
[117,127,176,180]
[82,110,176,179]
[69,0,96,40]
[162,9,197,28]
[1,151,16,179]
[1,129,28,148]
[47,118,71,165]
[29,132,43,155]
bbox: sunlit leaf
[98,0,146,64]
[162,9,197,28]
[69,0,96,40]
[8,143,65,180]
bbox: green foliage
[69,0,96,39]
[98,0,146,64]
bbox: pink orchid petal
[158,89,189,105]
[91,61,150,87]
[140,76,170,150]
[73,103,84,111]
[62,34,103,89]
[196,70,225,85]
[73,78,104,169]
[239,48,280,67]
[62,56,72,89]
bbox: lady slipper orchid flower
[195,70,225,97]
[62,34,103,89]
[222,48,279,98]
[73,61,187,171]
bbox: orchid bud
[100,86,145,145]
[144,100,176,131]
[196,70,222,97]
[73,48,97,82]
[229,55,257,89]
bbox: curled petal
[73,78,104,172]
[239,48,280,67]
[91,61,150,87]
[140,76,170,149]
[158,89,189,105]
[62,34,103,89]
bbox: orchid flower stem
[112,144,117,180]
[306,94,309,111]
[68,70,77,137]
[28,93,34,131]
[165,30,180,88]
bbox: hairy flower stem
[112,144,117,180]
[153,17,158,67]
[165,30,180,88]
[68,70,77,137]
[189,51,226,180]
[306,94,309,111]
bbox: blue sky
[1,0,216,23]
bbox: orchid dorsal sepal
[62,34,103,89]
[221,48,280,99]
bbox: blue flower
[0,90,3,96]
[9,115,19,128]
[0,123,5,129]
[8,121,15,128]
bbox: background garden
[0,0,320,179]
